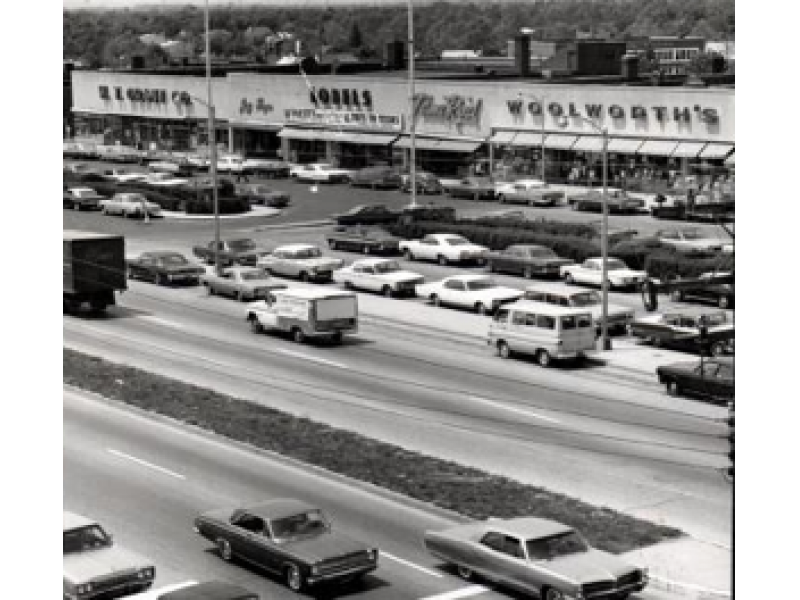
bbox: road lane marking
[276,348,349,370]
[381,551,444,578]
[418,585,491,600]
[468,396,561,424]
[139,316,185,330]
[107,449,186,480]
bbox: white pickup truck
[245,288,358,344]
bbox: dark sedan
[127,251,206,285]
[326,226,402,254]
[332,204,401,226]
[234,183,291,208]
[194,499,379,592]
[657,357,734,403]
[487,244,574,279]
[569,189,646,214]
[445,177,496,201]
[671,281,734,310]
[350,166,403,189]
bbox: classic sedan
[144,171,190,188]
[655,228,730,254]
[524,285,634,334]
[445,177,497,201]
[234,183,291,208]
[487,245,574,279]
[64,187,104,211]
[332,204,402,226]
[561,258,647,291]
[399,233,488,265]
[657,357,734,403]
[350,166,402,189]
[257,244,344,282]
[671,277,734,310]
[242,158,291,178]
[202,266,288,300]
[326,226,402,254]
[424,517,648,600]
[416,274,523,315]
[102,168,148,184]
[293,163,352,183]
[334,258,424,297]
[400,171,443,194]
[100,193,163,218]
[495,180,565,207]
[569,189,646,214]
[193,499,379,592]
[127,251,206,285]
[630,308,734,356]
[64,511,156,600]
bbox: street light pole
[204,0,221,276]
[407,0,417,208]
[518,93,547,183]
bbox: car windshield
[570,291,602,307]
[526,247,555,258]
[64,525,111,554]
[317,165,333,171]
[228,240,256,251]
[159,254,189,266]
[292,247,322,259]
[119,194,146,203]
[374,261,401,274]
[526,531,590,560]
[240,270,267,281]
[445,237,469,246]
[270,510,330,540]
[681,230,713,240]
[466,279,496,291]
[701,313,728,327]
[605,259,627,271]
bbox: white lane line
[469,396,561,424]
[139,316,185,330]
[276,348,349,370]
[107,449,186,480]
[418,585,491,600]
[381,551,444,578]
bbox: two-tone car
[293,163,352,184]
[400,171,443,194]
[655,228,730,254]
[424,517,648,599]
[193,499,379,591]
[326,226,402,255]
[569,189,646,214]
[334,258,424,297]
[656,357,734,403]
[234,183,291,208]
[127,251,206,285]
[444,177,497,201]
[202,266,288,301]
[100,193,163,219]
[523,284,635,335]
[630,308,734,356]
[561,258,647,291]
[349,166,402,189]
[192,239,269,268]
[64,511,156,600]
[64,187,105,211]
[487,245,574,279]
[495,180,565,207]
[257,244,344,282]
[399,233,488,266]
[416,274,523,315]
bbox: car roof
[444,274,493,282]
[226,266,262,274]
[501,299,594,316]
[487,517,573,539]
[351,257,396,266]
[505,244,549,251]
[157,581,256,600]
[524,283,588,296]
[241,498,318,520]
[272,288,354,300]
[64,511,97,532]
[274,243,318,252]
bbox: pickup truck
[246,289,358,344]
[192,238,268,267]
[64,230,127,313]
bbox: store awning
[700,143,734,159]
[393,136,442,151]
[606,138,644,153]
[436,139,482,153]
[229,121,283,131]
[672,141,707,158]
[543,134,578,150]
[637,139,679,156]
[278,127,325,141]
[393,136,481,152]
[512,132,544,147]
[572,136,606,153]
[489,131,517,145]
[725,152,735,166]
[349,132,400,146]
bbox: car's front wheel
[497,341,511,359]
[456,565,474,580]
[536,349,552,367]
[403,249,415,261]
[666,380,681,396]
[475,302,489,315]
[284,563,305,592]
[542,587,565,600]
[216,538,232,561]
[564,273,575,285]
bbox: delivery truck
[63,230,127,313]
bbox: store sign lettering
[507,99,719,124]
[413,94,482,130]
[98,85,193,107]
[285,108,401,131]
[310,88,373,111]
[240,97,274,116]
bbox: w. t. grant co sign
[507,98,719,124]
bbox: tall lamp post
[203,0,220,275]
[407,0,417,208]
[517,93,547,183]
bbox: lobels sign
[506,99,719,124]
[99,85,193,106]
[310,87,373,111]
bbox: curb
[160,206,281,221]
[250,219,334,231]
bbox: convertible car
[194,499,379,592]
[424,517,648,600]
[629,308,734,356]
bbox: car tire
[666,380,681,396]
[718,295,731,309]
[156,273,166,286]
[523,267,533,279]
[475,302,489,315]
[362,244,371,255]
[543,587,565,600]
[73,203,81,211]
[710,341,726,357]
[236,290,246,302]
[299,271,310,282]
[430,294,441,307]
[497,341,511,359]
[382,285,394,298]
[488,263,496,273]
[456,565,474,581]
[671,290,684,302]
[127,267,136,280]
[536,349,552,367]
[497,194,506,204]
[437,255,448,266]
[248,315,263,333]
[100,206,108,215]
[329,240,338,250]
[565,273,575,285]
[216,538,232,561]
[331,331,344,345]
[403,249,415,261]
[292,327,305,344]
[284,563,305,592]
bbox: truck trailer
[63,230,127,313]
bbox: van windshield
[570,291,601,307]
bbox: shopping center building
[70,68,734,184]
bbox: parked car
[153,581,258,600]
[192,239,269,267]
[495,179,565,207]
[334,258,424,297]
[424,517,648,598]
[326,226,402,254]
[194,499,378,591]
[569,189,646,213]
[235,183,291,208]
[416,274,523,315]
[242,157,291,178]
[293,163,352,183]
[400,171,443,194]
[332,204,402,226]
[487,244,574,279]
[143,171,190,188]
[64,511,156,600]
[399,233,488,265]
[100,193,162,218]
[63,187,104,211]
[654,228,730,254]
[444,177,496,201]
[127,251,206,285]
[629,308,734,356]
[147,160,191,176]
[670,276,735,309]
[216,155,245,174]
[656,357,734,403]
[96,144,141,164]
[524,284,635,334]
[350,166,402,189]
[202,266,287,300]
[560,258,647,290]
[474,209,528,221]
[102,167,148,184]
[257,244,344,282]
[400,203,457,222]
[64,162,102,180]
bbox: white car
[292,163,352,184]
[100,193,162,218]
[103,168,147,183]
[333,258,424,297]
[655,228,730,254]
[216,155,245,174]
[560,257,647,290]
[495,179,565,206]
[417,274,523,315]
[144,172,189,187]
[257,243,344,282]
[399,233,488,265]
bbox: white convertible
[416,274,523,315]
[399,233,488,265]
[333,258,424,297]
[100,193,162,218]
[560,257,647,290]
[292,163,352,183]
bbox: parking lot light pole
[517,93,547,183]
[407,0,417,209]
[204,0,221,276]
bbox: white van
[488,300,595,366]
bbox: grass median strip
[64,347,682,553]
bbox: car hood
[63,547,150,583]
[289,257,343,269]
[279,531,370,563]
[540,549,636,584]
[373,271,424,283]
[608,269,646,279]
[480,287,524,300]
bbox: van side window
[537,315,556,329]
[525,313,538,327]
[526,292,545,302]
[561,315,576,330]
[512,312,527,326]
[577,315,592,328]
[494,309,509,323]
